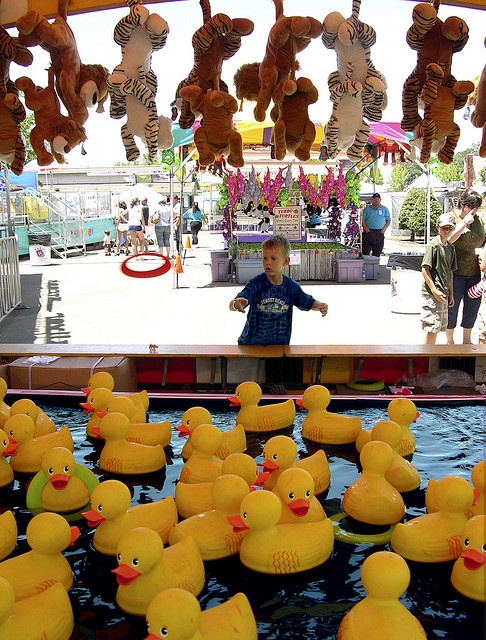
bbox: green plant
[398,187,443,240]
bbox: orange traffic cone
[174,255,184,274]
[184,236,192,249]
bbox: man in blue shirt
[361,193,391,256]
[229,236,328,345]
[183,202,205,245]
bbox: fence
[0,236,21,322]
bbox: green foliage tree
[398,187,443,241]
[479,166,486,187]
[388,161,421,192]
[20,112,36,166]
[432,159,463,184]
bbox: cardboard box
[8,356,137,392]
[0,364,9,387]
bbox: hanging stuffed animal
[179,85,243,169]
[379,138,402,165]
[173,0,253,130]
[469,38,486,158]
[321,0,387,161]
[271,76,318,161]
[107,0,173,161]
[15,70,87,166]
[15,0,109,126]
[410,62,474,164]
[401,0,469,133]
[0,26,32,175]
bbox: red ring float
[121,253,171,278]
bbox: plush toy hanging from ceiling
[173,0,254,131]
[15,0,109,126]
[107,0,173,162]
[0,26,32,175]
[379,138,410,166]
[401,0,469,137]
[233,0,322,124]
[15,69,87,166]
[321,0,387,162]
[469,38,486,158]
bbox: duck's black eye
[288,492,295,500]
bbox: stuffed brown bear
[470,38,486,158]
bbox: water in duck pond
[2,398,484,639]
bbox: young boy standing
[229,235,328,345]
[421,213,458,344]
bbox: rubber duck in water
[26,446,99,518]
[95,412,165,475]
[387,397,419,456]
[179,424,223,484]
[175,452,268,519]
[391,475,474,562]
[228,489,334,575]
[228,381,296,432]
[97,399,170,448]
[356,420,420,493]
[0,378,10,429]
[468,460,486,518]
[81,370,149,412]
[4,414,74,474]
[0,428,14,488]
[273,467,326,524]
[0,577,74,640]
[175,405,246,460]
[261,434,330,496]
[103,394,147,424]
[0,511,16,562]
[79,387,114,438]
[82,479,178,556]
[169,474,250,560]
[451,515,486,602]
[9,398,56,437]
[338,550,427,640]
[112,528,205,617]
[297,385,362,445]
[342,441,405,526]
[145,588,258,640]
[0,512,79,600]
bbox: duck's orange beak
[49,473,70,490]
[4,439,18,456]
[111,564,141,585]
[79,402,95,414]
[175,424,190,438]
[228,395,240,407]
[82,508,105,527]
[472,487,481,506]
[80,386,90,394]
[254,470,270,486]
[461,548,486,570]
[145,634,161,640]
[414,411,420,422]
[69,525,81,546]
[227,514,248,533]
[259,459,279,473]
[96,411,107,418]
[91,426,102,438]
[288,498,310,516]
[295,398,304,409]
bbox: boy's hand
[316,302,328,316]
[230,297,248,313]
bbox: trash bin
[363,255,380,280]
[211,256,231,282]
[387,253,424,314]
[27,232,51,266]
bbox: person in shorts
[153,198,172,258]
[421,213,458,344]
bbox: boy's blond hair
[262,235,291,258]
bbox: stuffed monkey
[380,139,400,165]
[401,0,469,132]
[0,27,32,175]
[107,0,173,161]
[15,70,87,166]
[470,38,486,158]
[16,0,109,126]
[411,62,474,164]
[174,0,253,130]
[271,77,318,161]
[179,85,243,169]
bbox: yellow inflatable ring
[330,512,395,545]
[346,378,385,391]
[26,465,99,523]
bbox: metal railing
[0,236,21,322]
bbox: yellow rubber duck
[0,512,79,600]
[0,511,16,562]
[175,452,268,519]
[338,550,427,640]
[103,394,147,424]
[9,398,56,437]
[145,588,258,640]
[112,528,205,617]
[357,420,420,493]
[273,467,326,524]
[342,441,405,526]
[26,446,99,518]
[79,387,114,438]
[228,489,334,575]
[169,474,250,560]
[81,370,149,412]
[0,577,74,640]
[297,385,362,445]
[82,478,178,556]
[5,414,74,474]
[179,424,223,484]
[96,403,171,448]
[261,434,330,496]
[468,459,485,518]
[176,406,246,460]
[0,378,10,429]
[391,475,474,562]
[95,412,166,475]
[228,381,296,432]
[0,428,14,488]
[451,515,486,602]
[387,397,419,456]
